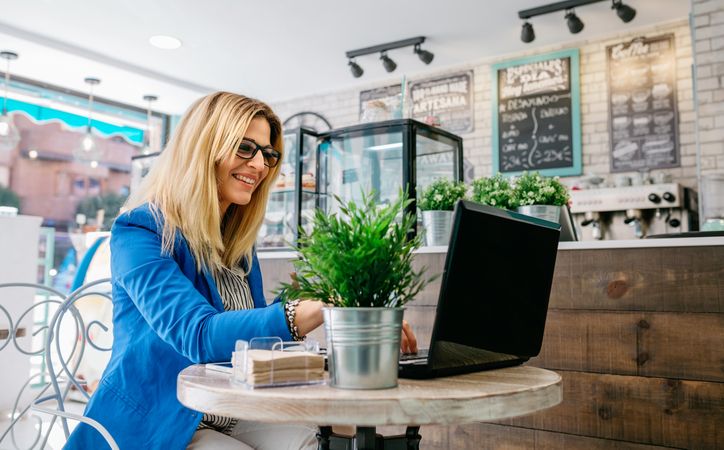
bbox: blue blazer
[65,204,292,450]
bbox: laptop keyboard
[400,348,429,362]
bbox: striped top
[197,266,254,435]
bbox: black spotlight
[566,10,584,34]
[380,52,397,73]
[414,44,434,64]
[612,0,636,23]
[521,21,535,43]
[348,60,363,78]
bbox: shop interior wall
[691,0,724,179]
[272,19,700,188]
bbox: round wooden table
[178,364,561,449]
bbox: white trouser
[187,421,319,450]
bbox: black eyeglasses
[236,139,281,168]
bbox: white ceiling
[0,0,689,116]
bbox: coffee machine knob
[648,193,661,204]
[669,218,681,228]
[662,192,676,202]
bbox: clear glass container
[318,119,463,236]
[257,120,463,250]
[701,173,724,231]
[257,127,322,249]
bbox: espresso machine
[570,183,698,240]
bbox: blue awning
[4,97,145,145]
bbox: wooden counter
[258,240,724,449]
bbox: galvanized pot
[517,205,561,224]
[421,210,453,246]
[323,307,404,389]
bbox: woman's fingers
[400,319,418,354]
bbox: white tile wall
[273,18,707,188]
[693,0,724,179]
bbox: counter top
[257,236,724,259]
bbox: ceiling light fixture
[348,59,364,78]
[73,77,104,166]
[521,22,536,43]
[149,35,182,50]
[612,0,636,23]
[380,52,397,73]
[566,9,585,33]
[0,51,20,155]
[518,0,636,43]
[345,36,433,78]
[414,44,434,64]
[141,94,158,155]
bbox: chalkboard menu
[607,35,679,172]
[492,49,582,177]
[409,71,474,134]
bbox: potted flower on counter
[280,190,429,389]
[417,178,467,246]
[470,173,514,210]
[511,171,570,224]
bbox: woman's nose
[247,150,266,170]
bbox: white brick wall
[273,19,699,187]
[692,0,724,180]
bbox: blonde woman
[65,92,327,450]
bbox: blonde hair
[124,91,283,274]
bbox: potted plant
[470,173,514,210]
[417,178,467,246]
[511,171,570,224]
[280,191,429,389]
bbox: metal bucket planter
[421,210,453,246]
[517,205,561,224]
[323,307,404,389]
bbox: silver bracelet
[284,299,304,341]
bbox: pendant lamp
[0,51,20,155]
[141,94,158,155]
[73,77,104,166]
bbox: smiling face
[216,116,271,215]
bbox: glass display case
[319,118,463,231]
[257,120,463,250]
[257,127,322,249]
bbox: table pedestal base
[316,426,421,450]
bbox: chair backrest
[0,278,116,449]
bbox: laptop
[398,200,560,379]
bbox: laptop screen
[428,200,560,368]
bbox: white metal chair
[0,279,118,450]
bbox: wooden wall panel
[550,247,724,312]
[529,311,639,375]
[530,311,724,382]
[448,423,675,450]
[501,370,724,450]
[637,312,724,382]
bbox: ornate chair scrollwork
[0,279,118,450]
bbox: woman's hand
[293,300,325,337]
[400,319,418,354]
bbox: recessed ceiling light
[149,35,182,50]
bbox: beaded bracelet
[284,299,304,341]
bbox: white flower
[490,199,496,205]
[434,194,443,202]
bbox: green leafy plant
[417,178,467,211]
[0,185,21,210]
[279,190,429,308]
[470,174,514,209]
[511,172,570,207]
[76,192,128,229]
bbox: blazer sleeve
[110,211,292,363]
